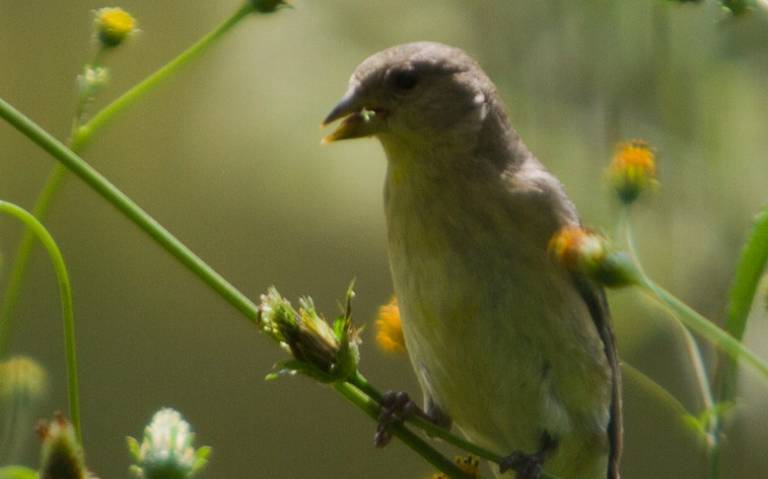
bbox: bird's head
[322,42,497,153]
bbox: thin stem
[620,362,689,418]
[636,276,768,378]
[72,2,255,151]
[0,2,256,357]
[0,202,80,443]
[0,96,260,322]
[0,168,66,356]
[334,381,473,479]
[620,208,715,415]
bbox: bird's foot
[375,391,417,447]
[499,450,544,479]
[498,433,557,479]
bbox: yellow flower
[549,226,605,271]
[430,455,481,479]
[609,140,657,204]
[375,297,406,353]
[95,7,137,47]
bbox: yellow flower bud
[94,7,137,47]
[609,140,657,204]
[549,226,638,288]
[375,297,406,353]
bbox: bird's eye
[390,70,419,92]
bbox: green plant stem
[72,2,256,151]
[619,208,715,418]
[0,2,257,357]
[334,381,473,479]
[0,96,261,322]
[636,276,768,378]
[708,206,768,478]
[0,201,80,443]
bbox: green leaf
[724,207,768,341]
[0,466,38,479]
[126,436,141,461]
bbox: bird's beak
[322,88,386,143]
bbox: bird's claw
[499,450,544,479]
[374,391,417,447]
[499,433,556,478]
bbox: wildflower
[549,226,638,288]
[127,408,211,479]
[94,8,137,47]
[375,297,406,353]
[608,140,657,204]
[431,455,481,479]
[77,65,110,99]
[0,355,47,403]
[37,414,87,479]
[258,287,361,382]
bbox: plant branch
[334,382,473,479]
[0,96,261,322]
[72,2,256,151]
[0,201,80,443]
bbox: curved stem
[0,166,67,357]
[620,207,715,416]
[636,275,768,379]
[0,2,257,357]
[0,96,260,322]
[72,2,255,150]
[0,201,80,443]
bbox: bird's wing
[571,274,622,479]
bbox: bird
[322,42,621,479]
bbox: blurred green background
[1,1,767,478]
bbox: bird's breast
[383,171,611,458]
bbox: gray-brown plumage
[323,42,621,479]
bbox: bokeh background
[2,1,768,478]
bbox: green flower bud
[127,409,211,479]
[251,0,290,13]
[258,287,360,382]
[37,415,87,479]
[549,226,639,288]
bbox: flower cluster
[127,408,210,479]
[257,286,361,382]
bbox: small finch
[323,42,621,479]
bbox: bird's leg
[499,432,558,479]
[374,391,452,447]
